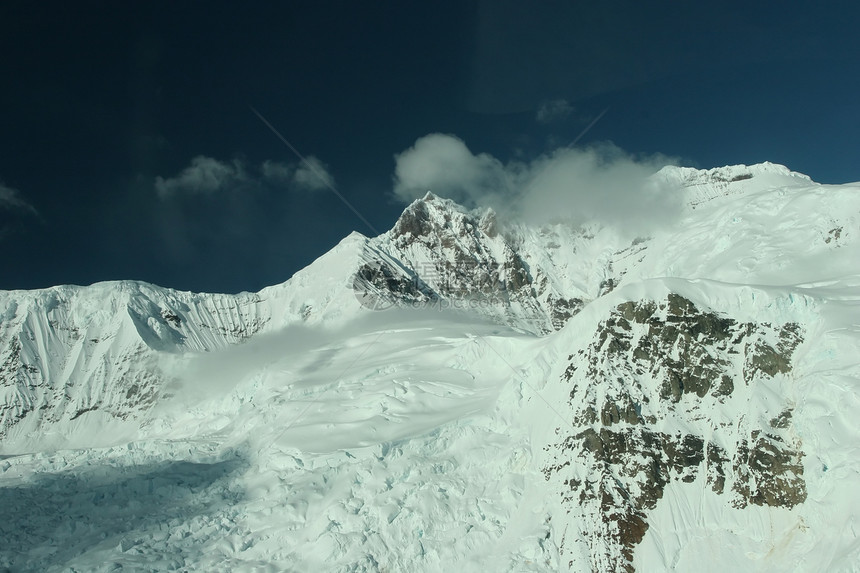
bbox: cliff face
[544,294,806,572]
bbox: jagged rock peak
[392,192,490,240]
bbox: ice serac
[2,162,860,572]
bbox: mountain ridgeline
[2,162,859,572]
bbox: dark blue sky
[1,1,859,293]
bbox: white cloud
[392,133,510,206]
[514,145,678,229]
[262,156,334,192]
[157,155,336,199]
[0,182,37,214]
[260,160,292,182]
[155,156,247,199]
[536,98,574,124]
[293,156,335,191]
[392,133,679,233]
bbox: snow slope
[1,162,859,572]
[0,231,370,453]
[1,311,560,572]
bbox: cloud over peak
[392,133,679,232]
[393,134,510,206]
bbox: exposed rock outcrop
[545,295,806,572]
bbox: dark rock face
[545,295,806,572]
[0,338,32,427]
[392,199,434,239]
[547,295,585,331]
[391,197,538,304]
[732,430,806,508]
[351,258,439,310]
[365,196,566,331]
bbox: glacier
[1,162,859,572]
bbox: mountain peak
[391,192,470,239]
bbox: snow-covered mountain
[2,162,859,572]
